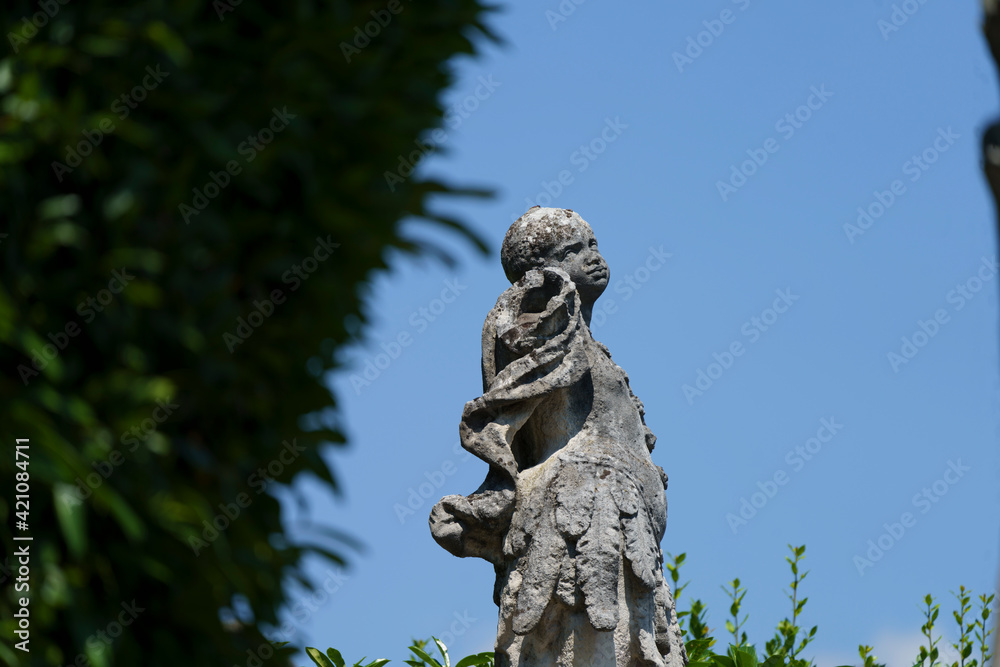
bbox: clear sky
[273,1,1000,664]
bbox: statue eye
[560,243,583,260]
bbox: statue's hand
[429,491,514,565]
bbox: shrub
[302,545,996,667]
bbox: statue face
[539,223,609,303]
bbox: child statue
[429,207,687,667]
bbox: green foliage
[974,593,995,667]
[951,586,975,667]
[688,643,809,667]
[667,551,691,634]
[670,546,997,667]
[763,545,816,663]
[0,0,496,665]
[723,577,749,648]
[917,594,942,667]
[305,546,997,667]
[858,644,886,667]
[302,645,390,667]
[303,638,493,667]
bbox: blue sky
[273,1,1000,664]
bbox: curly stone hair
[500,206,593,284]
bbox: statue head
[501,207,610,304]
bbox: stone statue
[429,207,687,667]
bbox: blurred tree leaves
[0,0,496,664]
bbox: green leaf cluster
[0,1,496,664]
[667,546,996,667]
[302,638,493,667]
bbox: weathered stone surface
[429,207,686,667]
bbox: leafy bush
[304,545,996,667]
[669,545,996,667]
[0,1,495,665]
[300,638,493,667]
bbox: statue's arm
[430,398,541,564]
[430,268,589,563]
